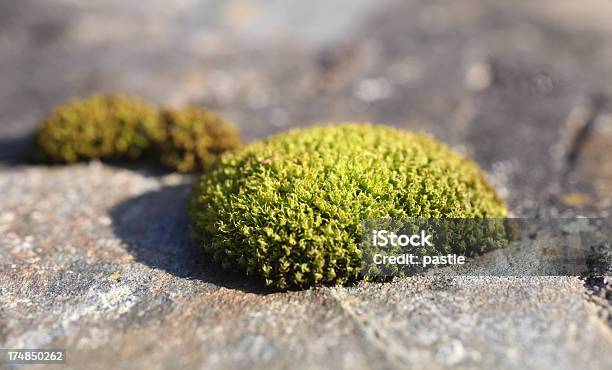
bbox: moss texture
[33,94,242,172]
[158,107,242,172]
[33,94,162,163]
[189,123,508,289]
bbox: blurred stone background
[0,1,611,369]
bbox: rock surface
[1,1,611,369]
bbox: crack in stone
[562,93,608,180]
[326,288,413,369]
[582,243,612,328]
[556,94,612,327]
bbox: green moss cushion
[158,107,242,173]
[33,94,161,163]
[190,124,508,289]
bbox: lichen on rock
[189,123,508,289]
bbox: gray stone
[1,1,612,369]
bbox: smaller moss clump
[157,107,242,172]
[33,94,162,163]
[32,94,242,172]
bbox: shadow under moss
[109,183,273,294]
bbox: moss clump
[158,107,242,172]
[33,94,162,163]
[189,123,508,289]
